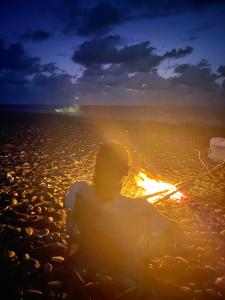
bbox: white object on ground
[209,137,225,163]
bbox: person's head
[93,142,131,202]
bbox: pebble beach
[1,112,225,299]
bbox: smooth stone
[195,289,204,296]
[204,288,221,299]
[60,239,68,246]
[51,256,64,263]
[11,198,18,206]
[48,216,53,222]
[31,196,38,202]
[23,253,30,260]
[215,276,225,288]
[179,286,192,293]
[175,256,189,265]
[7,175,14,183]
[36,207,42,214]
[26,290,42,295]
[26,204,34,212]
[7,250,16,258]
[25,258,40,271]
[37,229,49,237]
[54,232,60,238]
[25,227,33,236]
[32,259,41,269]
[24,289,43,300]
[220,230,225,237]
[44,262,53,273]
[204,265,218,277]
[48,280,62,288]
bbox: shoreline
[1,111,225,134]
[1,104,225,126]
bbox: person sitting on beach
[64,142,184,281]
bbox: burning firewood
[134,171,184,203]
[134,160,225,204]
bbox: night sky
[0,0,225,105]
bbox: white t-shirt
[64,181,171,260]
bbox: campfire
[134,170,184,203]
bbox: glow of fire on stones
[134,171,184,203]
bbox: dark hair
[93,142,131,202]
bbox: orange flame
[134,171,183,203]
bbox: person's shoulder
[80,180,92,189]
[69,180,89,190]
[66,180,87,195]
[64,181,90,210]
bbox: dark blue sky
[0,0,225,105]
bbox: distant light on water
[54,104,80,115]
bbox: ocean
[0,104,225,125]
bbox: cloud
[72,35,164,72]
[0,39,76,104]
[70,35,224,104]
[32,73,76,104]
[197,58,210,68]
[173,61,217,88]
[75,1,122,36]
[59,0,225,36]
[72,64,223,105]
[0,39,41,74]
[73,35,193,73]
[218,65,225,77]
[163,46,193,59]
[72,38,224,104]
[0,72,76,105]
[1,59,223,105]
[19,30,52,42]
[41,62,59,74]
[72,35,122,65]
[220,79,225,98]
[0,70,29,85]
[61,1,122,36]
[0,36,224,105]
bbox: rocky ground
[0,112,225,300]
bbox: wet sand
[0,112,225,299]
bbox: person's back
[72,183,128,274]
[65,181,142,270]
[64,142,184,281]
